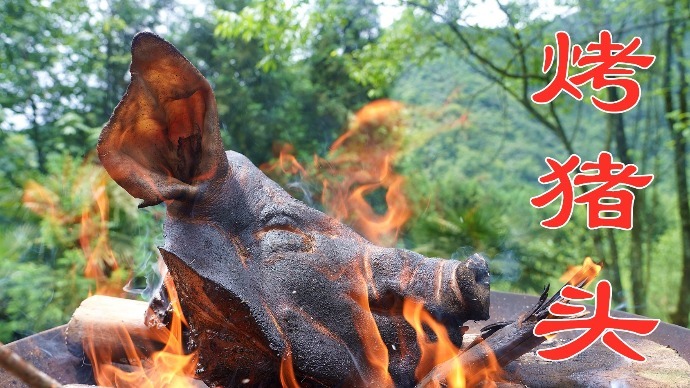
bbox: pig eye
[256,209,302,237]
[263,214,298,230]
[259,204,302,229]
[255,208,316,254]
[256,221,314,255]
[259,223,301,235]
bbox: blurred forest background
[2,0,690,343]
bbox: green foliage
[346,9,440,98]
[403,179,507,257]
[0,248,93,341]
[214,0,304,72]
[0,154,162,343]
[195,0,377,161]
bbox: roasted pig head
[97,32,490,387]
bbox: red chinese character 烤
[531,30,655,113]
[574,151,653,230]
[533,280,659,361]
[530,152,653,229]
[530,155,581,229]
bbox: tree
[352,0,632,304]
[0,0,90,172]
[304,0,380,149]
[213,0,379,161]
[662,0,690,326]
[348,0,682,319]
[0,0,170,175]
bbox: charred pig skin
[98,31,490,387]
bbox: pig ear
[98,32,228,207]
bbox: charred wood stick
[0,341,62,388]
[417,281,592,387]
[416,302,548,386]
[65,295,165,360]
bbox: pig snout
[456,253,491,319]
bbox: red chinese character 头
[530,152,653,230]
[531,30,655,113]
[530,155,581,229]
[574,151,653,230]
[533,280,659,361]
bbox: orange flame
[349,263,395,386]
[403,299,466,386]
[261,100,410,246]
[559,257,602,288]
[323,100,408,246]
[471,341,502,386]
[80,174,123,295]
[279,348,299,388]
[85,276,198,387]
[82,99,494,386]
[22,160,126,295]
[402,299,502,387]
[543,257,604,342]
[278,297,503,387]
[265,100,505,386]
[260,143,307,176]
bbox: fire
[278,296,502,387]
[261,99,411,246]
[79,173,122,295]
[279,348,299,388]
[22,158,125,295]
[402,299,502,388]
[321,100,409,246]
[349,261,395,387]
[403,298,465,386]
[559,257,602,287]
[541,257,604,342]
[264,100,505,386]
[22,157,198,385]
[78,99,500,386]
[84,275,198,387]
[260,143,307,176]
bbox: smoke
[122,207,166,301]
[285,180,315,207]
[451,246,520,284]
[489,250,520,283]
[122,248,165,301]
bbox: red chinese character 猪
[530,152,653,229]
[531,30,655,113]
[533,280,659,361]
[530,154,581,229]
[574,151,653,230]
